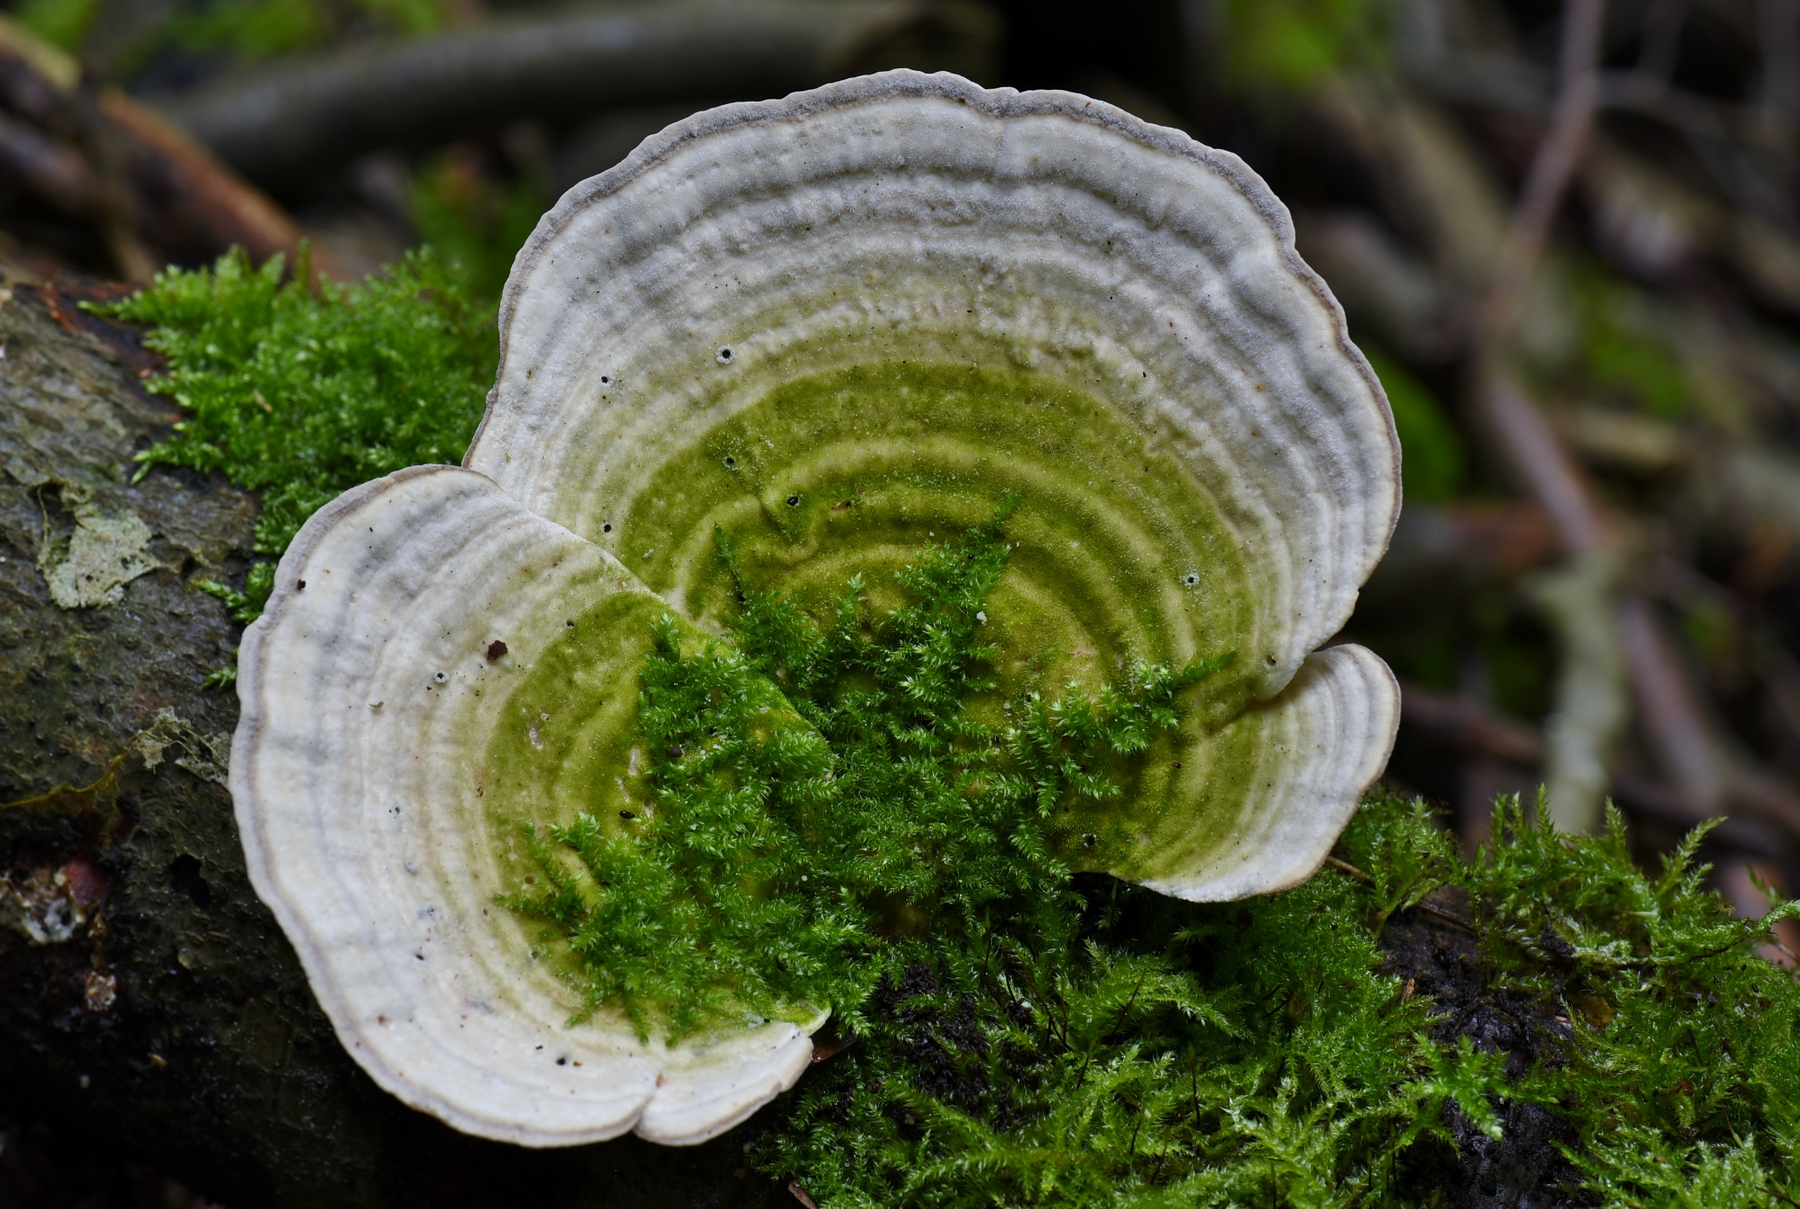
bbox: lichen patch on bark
[37,484,159,609]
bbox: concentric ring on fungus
[231,69,1402,1149]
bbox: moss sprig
[96,246,495,565]
[507,516,1229,1046]
[760,796,1800,1207]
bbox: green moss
[503,514,1800,1203]
[103,248,1800,1201]
[748,796,1800,1207]
[755,794,1475,1207]
[504,513,1226,1043]
[95,247,495,570]
[1466,805,1800,1196]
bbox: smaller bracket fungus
[231,70,1402,1149]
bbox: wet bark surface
[1381,888,1591,1209]
[0,282,765,1209]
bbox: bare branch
[101,92,307,270]
[1530,553,1629,833]
[1398,681,1790,847]
[1475,373,1612,556]
[0,108,94,215]
[153,0,1001,188]
[0,40,319,276]
[1481,0,1606,341]
[1399,681,1545,767]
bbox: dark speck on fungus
[486,640,508,662]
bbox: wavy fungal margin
[470,68,1399,702]
[233,70,1402,1150]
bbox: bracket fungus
[230,70,1401,1148]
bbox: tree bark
[0,283,761,1208]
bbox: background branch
[153,0,1000,189]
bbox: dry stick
[0,41,322,276]
[100,93,312,271]
[76,87,161,283]
[1398,681,1545,767]
[1492,382,1800,830]
[1396,681,1794,847]
[1474,0,1628,837]
[1475,375,1609,559]
[154,1,998,187]
[1615,597,1726,812]
[0,107,95,214]
[1480,0,1607,340]
[1322,855,1374,884]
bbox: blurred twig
[0,107,93,215]
[1469,0,1630,835]
[1480,0,1605,340]
[101,93,306,269]
[0,23,315,278]
[153,0,1001,188]
[1398,681,1787,848]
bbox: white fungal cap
[470,69,1398,707]
[470,68,1401,895]
[232,69,1401,1151]
[232,467,821,1146]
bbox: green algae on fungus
[227,70,1403,1148]
[504,515,1229,1044]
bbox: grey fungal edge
[230,465,819,1148]
[472,67,1401,555]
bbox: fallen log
[0,281,759,1207]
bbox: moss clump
[96,247,495,597]
[748,796,1800,1207]
[1458,805,1800,1203]
[507,512,1225,1044]
[753,795,1491,1208]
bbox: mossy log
[0,283,760,1208]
